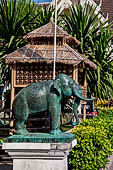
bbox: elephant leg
[49,103,61,135]
[14,101,28,135]
[15,119,28,135]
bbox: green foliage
[62,2,113,99]
[0,0,38,83]
[35,5,60,27]
[87,28,113,99]
[81,116,113,146]
[69,108,113,170]
[0,0,57,84]
[62,2,104,54]
[97,108,113,144]
[0,138,5,144]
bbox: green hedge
[69,108,113,170]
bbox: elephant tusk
[75,92,93,101]
[71,118,79,126]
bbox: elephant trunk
[71,85,93,126]
[73,89,93,102]
[71,98,80,126]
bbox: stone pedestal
[2,133,77,170]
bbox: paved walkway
[100,154,113,170]
[109,162,113,170]
[106,154,113,170]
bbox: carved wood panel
[15,63,73,86]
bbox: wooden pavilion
[5,21,96,121]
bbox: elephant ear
[53,78,61,96]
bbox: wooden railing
[0,109,50,164]
[0,109,50,138]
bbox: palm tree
[87,28,113,99]
[62,2,113,99]
[0,0,39,83]
[36,5,55,27]
[0,0,56,83]
[62,2,106,54]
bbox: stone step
[0,145,12,163]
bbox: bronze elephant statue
[11,74,92,135]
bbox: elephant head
[53,74,93,126]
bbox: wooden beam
[14,84,27,88]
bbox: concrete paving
[106,155,113,170]
[100,154,113,170]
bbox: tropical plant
[0,0,57,84]
[0,0,39,83]
[62,2,113,99]
[34,5,61,27]
[94,98,107,107]
[87,27,113,99]
[35,5,55,27]
[62,2,105,53]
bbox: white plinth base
[3,139,77,170]
[13,158,67,170]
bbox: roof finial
[50,17,54,23]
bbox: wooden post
[73,65,78,83]
[83,69,87,120]
[10,65,16,131]
[84,69,87,89]
[73,66,78,124]
[10,65,16,108]
[83,104,86,121]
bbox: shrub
[81,117,113,146]
[97,108,113,118]
[0,138,5,144]
[94,108,113,145]
[69,125,112,170]
[80,108,113,145]
[69,108,113,170]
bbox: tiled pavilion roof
[5,44,97,70]
[5,21,97,70]
[24,21,80,46]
